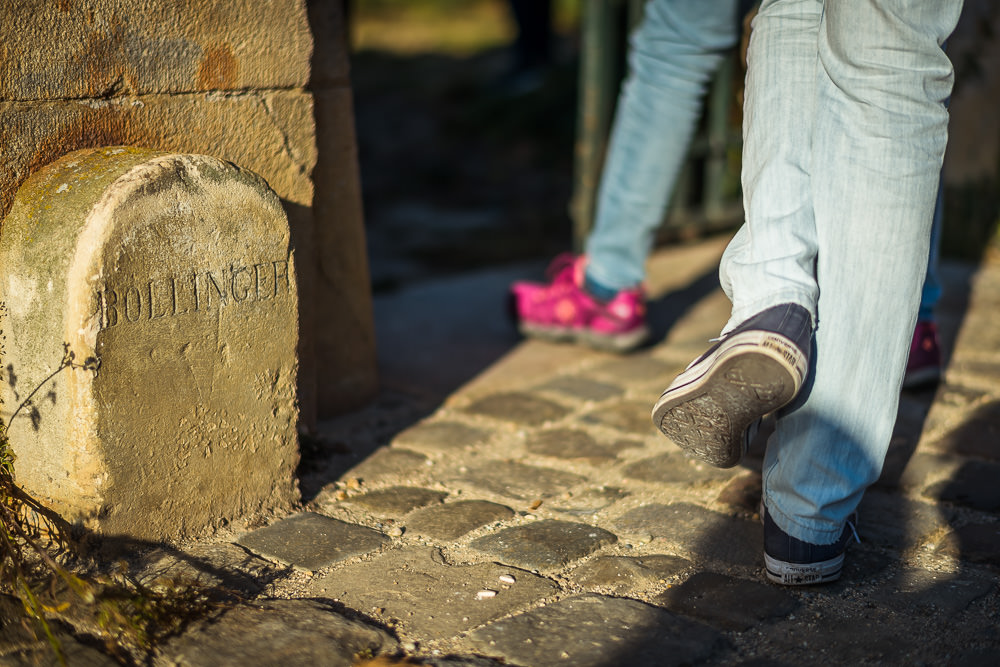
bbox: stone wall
[0,0,376,422]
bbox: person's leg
[904,181,945,388]
[585,0,741,293]
[652,0,823,470]
[510,0,740,352]
[919,182,945,323]
[717,0,824,330]
[762,0,962,547]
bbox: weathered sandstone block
[1,0,377,419]
[0,0,314,101]
[0,146,299,539]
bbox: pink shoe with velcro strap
[509,254,649,353]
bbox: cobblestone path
[6,238,1000,666]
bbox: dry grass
[0,343,217,663]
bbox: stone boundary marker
[0,146,299,539]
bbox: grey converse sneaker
[651,303,811,468]
[763,505,860,586]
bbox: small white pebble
[499,574,516,584]
[476,590,498,599]
[387,526,404,537]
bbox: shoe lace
[845,517,861,545]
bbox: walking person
[510,0,946,392]
[652,0,962,584]
[511,1,745,352]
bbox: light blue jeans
[719,0,961,544]
[589,0,958,545]
[584,0,742,292]
[920,179,945,322]
[587,0,947,312]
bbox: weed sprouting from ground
[1,426,91,662]
[1,334,219,663]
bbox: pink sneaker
[510,254,649,352]
[903,320,942,389]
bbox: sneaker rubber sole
[902,365,941,390]
[764,552,844,586]
[761,504,858,586]
[518,321,650,353]
[651,329,806,468]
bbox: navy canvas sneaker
[651,303,812,468]
[763,506,860,585]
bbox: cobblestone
[569,554,692,594]
[579,399,660,435]
[237,512,389,571]
[393,421,491,452]
[659,571,798,631]
[856,490,953,552]
[523,428,634,462]
[405,500,516,540]
[343,486,448,517]
[806,547,897,594]
[765,612,912,663]
[937,380,989,404]
[931,399,1000,460]
[715,472,764,512]
[934,523,1000,566]
[923,461,1000,511]
[36,240,1000,664]
[470,520,617,571]
[153,599,396,667]
[3,635,119,667]
[1,593,120,666]
[462,392,570,425]
[535,375,625,402]
[919,385,984,435]
[589,355,678,384]
[343,447,430,482]
[895,451,966,489]
[546,485,629,516]
[449,460,586,501]
[462,594,729,667]
[0,595,35,652]
[880,568,996,614]
[612,502,760,567]
[136,542,280,594]
[623,452,737,485]
[308,547,558,639]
